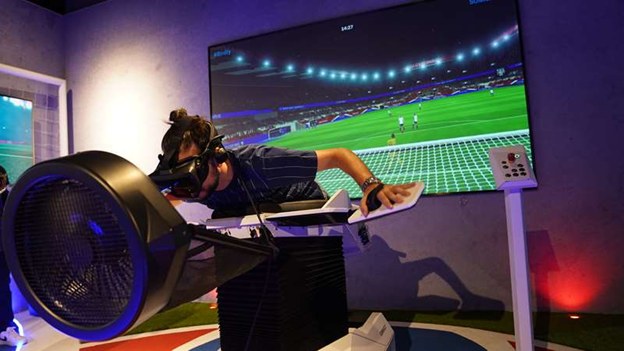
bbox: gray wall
[0,0,64,78]
[0,0,65,312]
[3,0,624,314]
[0,0,64,164]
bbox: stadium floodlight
[420,62,426,70]
[457,53,465,61]
[373,72,380,80]
[286,64,294,72]
[436,58,442,65]
[320,69,327,77]
[236,55,244,63]
[492,41,499,48]
[340,73,347,79]
[503,34,510,41]
[362,74,368,81]
[404,66,411,73]
[350,73,357,80]
[472,47,480,55]
[263,59,271,67]
[307,67,314,75]
[388,70,396,78]
[330,72,337,79]
[447,70,451,73]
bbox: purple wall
[0,0,64,78]
[0,0,65,313]
[4,0,624,313]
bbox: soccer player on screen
[398,116,405,133]
[387,133,397,147]
[412,113,418,130]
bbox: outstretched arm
[316,148,414,216]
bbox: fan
[1,151,272,341]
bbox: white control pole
[505,188,534,351]
[489,145,537,351]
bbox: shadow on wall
[350,235,504,319]
[528,230,559,336]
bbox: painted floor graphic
[3,312,583,351]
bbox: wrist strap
[366,183,385,212]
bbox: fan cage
[12,175,135,328]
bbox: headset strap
[159,116,193,170]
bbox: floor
[0,312,583,351]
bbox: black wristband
[365,183,385,212]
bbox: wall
[0,0,65,313]
[0,0,64,78]
[57,0,624,314]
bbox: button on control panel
[488,145,537,190]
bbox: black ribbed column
[217,236,348,351]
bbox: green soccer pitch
[0,144,34,183]
[266,85,533,197]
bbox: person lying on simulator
[150,108,415,216]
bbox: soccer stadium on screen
[0,95,34,182]
[208,0,532,197]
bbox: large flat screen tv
[0,95,34,183]
[208,0,533,198]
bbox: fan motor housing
[1,151,190,341]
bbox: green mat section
[129,303,624,351]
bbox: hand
[360,183,416,216]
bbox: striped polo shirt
[202,145,327,213]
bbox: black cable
[237,172,277,252]
[235,159,279,351]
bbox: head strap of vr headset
[158,113,224,171]
[159,115,194,170]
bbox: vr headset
[149,112,227,202]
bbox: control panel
[488,145,537,190]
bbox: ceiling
[24,0,110,15]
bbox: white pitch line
[307,114,528,149]
[0,153,33,159]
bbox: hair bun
[169,108,188,122]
